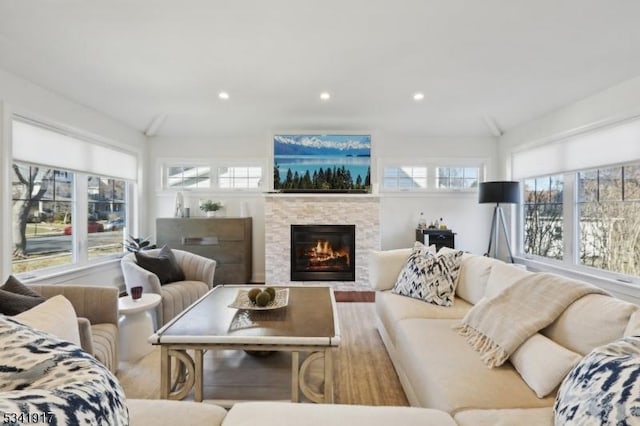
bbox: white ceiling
[1,0,640,138]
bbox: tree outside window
[578,164,640,276]
[522,175,563,259]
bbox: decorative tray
[228,288,289,311]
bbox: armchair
[121,248,216,327]
[29,284,119,373]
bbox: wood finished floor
[117,302,408,406]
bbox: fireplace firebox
[290,225,356,281]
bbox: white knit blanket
[455,272,608,368]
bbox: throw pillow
[554,336,640,425]
[15,294,81,346]
[0,316,128,425]
[510,333,582,398]
[484,261,532,299]
[0,275,46,315]
[135,245,186,284]
[392,242,463,307]
[369,246,435,291]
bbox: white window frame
[378,157,486,193]
[517,166,640,286]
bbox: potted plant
[124,235,157,253]
[199,200,223,217]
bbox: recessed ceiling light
[218,91,229,100]
[320,92,331,101]
[413,92,425,101]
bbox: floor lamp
[479,181,520,263]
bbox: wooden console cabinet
[156,217,252,285]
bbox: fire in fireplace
[290,224,356,281]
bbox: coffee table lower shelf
[159,344,335,404]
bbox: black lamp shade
[479,181,520,204]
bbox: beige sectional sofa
[369,247,640,423]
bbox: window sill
[17,256,123,283]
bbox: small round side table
[118,293,161,362]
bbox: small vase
[206,211,217,218]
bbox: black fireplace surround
[290,224,356,281]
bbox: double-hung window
[11,119,137,275]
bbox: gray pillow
[134,245,185,284]
[0,275,46,315]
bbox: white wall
[497,74,640,303]
[0,68,146,286]
[148,133,499,283]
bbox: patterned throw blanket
[455,272,608,368]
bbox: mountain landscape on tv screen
[273,134,371,192]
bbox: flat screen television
[273,134,371,193]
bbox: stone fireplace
[290,224,356,281]
[264,195,380,291]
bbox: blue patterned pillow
[392,242,463,307]
[554,335,640,425]
[0,316,128,425]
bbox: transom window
[436,167,480,189]
[382,166,427,189]
[166,165,211,189]
[218,166,262,189]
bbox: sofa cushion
[0,275,46,315]
[625,309,640,337]
[393,244,463,307]
[369,248,413,291]
[395,318,554,414]
[15,294,81,346]
[128,399,227,426]
[375,291,472,345]
[541,293,638,355]
[454,407,553,426]
[554,336,640,425]
[222,401,457,426]
[0,316,128,425]
[135,245,186,284]
[510,333,581,398]
[455,254,500,304]
[484,261,532,299]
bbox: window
[11,118,137,276]
[166,165,210,189]
[12,164,75,273]
[577,164,640,276]
[379,159,485,192]
[382,166,427,190]
[218,166,262,189]
[161,161,264,191]
[436,167,479,189]
[87,176,128,260]
[522,175,564,260]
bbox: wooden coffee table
[149,285,340,404]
